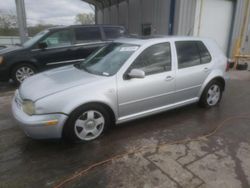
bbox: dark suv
[0,25,126,84]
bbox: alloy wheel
[207,84,221,106]
[74,110,105,141]
[16,66,35,83]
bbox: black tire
[11,63,37,85]
[63,104,111,143]
[199,80,223,108]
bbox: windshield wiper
[74,63,107,76]
[75,63,92,74]
[74,63,80,69]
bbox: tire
[63,104,111,143]
[11,63,37,85]
[199,80,223,108]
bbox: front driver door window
[42,29,73,48]
[32,29,75,69]
[117,42,176,120]
[129,42,172,75]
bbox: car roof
[115,36,213,46]
[48,24,125,31]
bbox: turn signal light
[45,120,59,126]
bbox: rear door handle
[203,67,210,73]
[165,76,174,81]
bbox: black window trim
[102,26,125,41]
[175,40,212,70]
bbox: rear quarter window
[103,27,125,40]
[196,41,212,64]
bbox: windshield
[23,30,49,48]
[77,43,139,76]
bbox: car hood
[19,65,103,101]
[0,46,23,55]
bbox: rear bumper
[12,98,68,139]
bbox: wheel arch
[67,101,117,125]
[199,74,226,98]
[10,60,38,76]
[213,76,225,91]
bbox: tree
[75,13,95,25]
[28,23,56,36]
[0,11,17,29]
[0,11,18,35]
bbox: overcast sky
[0,0,94,26]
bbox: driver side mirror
[127,69,145,79]
[38,42,47,50]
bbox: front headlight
[22,100,35,115]
[0,56,4,65]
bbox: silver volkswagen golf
[12,37,228,142]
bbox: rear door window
[175,41,211,69]
[74,27,102,43]
[103,27,125,40]
[176,41,200,69]
[41,29,73,48]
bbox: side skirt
[116,97,199,124]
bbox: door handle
[203,67,210,73]
[165,76,174,81]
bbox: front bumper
[12,98,68,139]
[0,67,10,81]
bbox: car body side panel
[197,39,228,97]
[198,68,226,98]
[175,63,213,102]
[117,72,176,118]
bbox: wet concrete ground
[0,71,250,188]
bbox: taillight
[226,59,232,72]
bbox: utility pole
[15,0,28,44]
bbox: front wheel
[63,104,111,143]
[11,64,37,84]
[199,80,223,108]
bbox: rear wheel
[63,104,111,143]
[199,80,223,108]
[11,64,36,84]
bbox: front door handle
[165,76,174,81]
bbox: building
[85,0,250,60]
